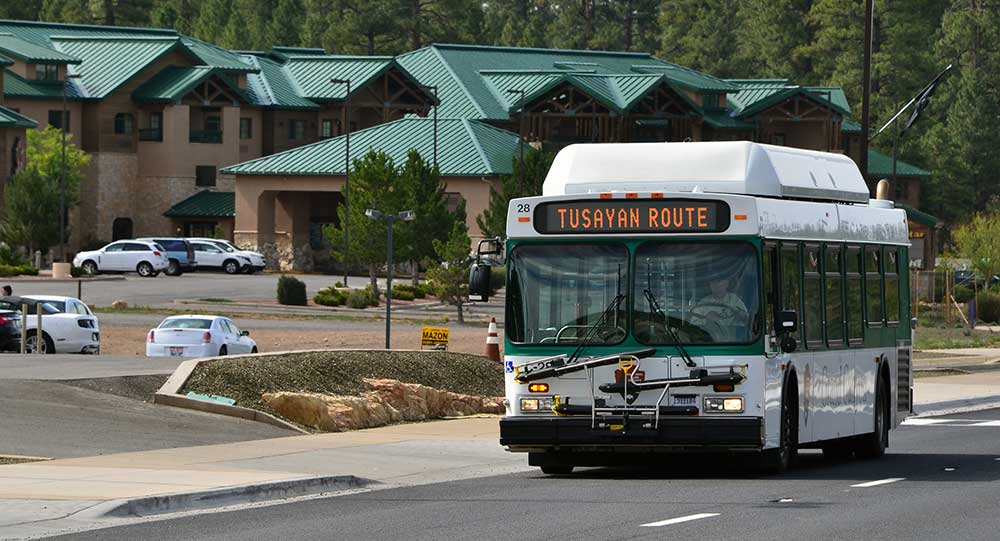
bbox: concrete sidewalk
[4,371,1000,539]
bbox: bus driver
[690,276,749,341]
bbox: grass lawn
[916,326,1000,350]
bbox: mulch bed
[181,350,504,419]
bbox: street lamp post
[426,85,438,167]
[331,78,351,286]
[59,73,81,263]
[366,209,416,349]
[507,89,526,195]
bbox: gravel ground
[0,457,43,465]
[182,350,505,419]
[58,374,169,402]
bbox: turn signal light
[528,383,549,393]
[713,383,735,392]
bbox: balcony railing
[139,128,162,142]
[189,130,223,144]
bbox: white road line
[640,513,720,527]
[902,418,954,425]
[851,478,905,488]
[970,421,1000,427]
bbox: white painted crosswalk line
[851,478,905,488]
[640,513,720,527]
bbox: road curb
[3,275,127,283]
[74,475,372,519]
[154,354,308,434]
[914,396,1000,417]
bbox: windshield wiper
[565,263,625,366]
[644,260,696,368]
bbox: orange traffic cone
[486,317,501,363]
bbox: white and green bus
[473,141,913,474]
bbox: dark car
[137,237,197,276]
[0,296,27,352]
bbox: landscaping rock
[111,300,128,309]
[260,377,503,432]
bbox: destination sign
[533,199,730,234]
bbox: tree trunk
[411,259,420,287]
[456,302,464,323]
[367,32,375,56]
[411,0,422,50]
[369,263,379,299]
[623,0,634,51]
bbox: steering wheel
[689,301,739,321]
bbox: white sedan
[6,295,100,354]
[146,315,257,358]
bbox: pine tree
[658,0,741,77]
[223,0,272,50]
[268,0,303,47]
[193,0,231,46]
[734,0,814,79]
[151,0,199,34]
[426,221,472,322]
[0,0,44,20]
[330,0,405,55]
[301,0,332,49]
[476,148,555,240]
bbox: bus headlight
[520,396,555,413]
[705,396,744,413]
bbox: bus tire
[530,452,574,475]
[539,464,574,475]
[855,378,889,459]
[762,375,798,474]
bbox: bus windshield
[633,242,760,345]
[507,244,628,345]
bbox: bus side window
[803,244,823,349]
[885,247,900,325]
[824,243,845,347]
[779,242,801,343]
[846,246,864,345]
[865,245,884,326]
[763,242,777,336]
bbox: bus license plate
[170,347,184,356]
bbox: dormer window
[35,64,59,81]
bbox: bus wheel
[856,379,889,459]
[539,464,574,475]
[762,377,798,474]
[530,452,574,475]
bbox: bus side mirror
[469,263,491,302]
[778,310,798,333]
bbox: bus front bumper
[500,416,763,452]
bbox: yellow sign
[421,326,450,350]
[909,230,926,239]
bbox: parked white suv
[73,240,169,277]
[189,238,266,273]
[189,240,252,275]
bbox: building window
[196,165,217,187]
[288,119,305,140]
[35,64,59,81]
[140,112,163,142]
[205,114,222,133]
[112,218,133,241]
[703,93,720,110]
[320,119,333,139]
[114,113,134,135]
[444,192,465,214]
[48,110,69,131]
[240,118,252,140]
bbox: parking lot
[1,272,503,357]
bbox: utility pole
[366,209,416,349]
[427,85,438,167]
[332,78,352,286]
[860,0,873,187]
[507,89,526,195]
[59,73,80,262]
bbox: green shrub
[392,284,425,299]
[490,266,506,295]
[954,285,975,304]
[976,291,1000,324]
[362,285,380,307]
[276,275,307,306]
[313,286,348,307]
[0,244,27,267]
[0,264,37,277]
[347,289,371,309]
[416,283,435,297]
[390,288,415,301]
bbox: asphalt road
[0,379,292,459]
[57,408,1000,540]
[0,354,182,380]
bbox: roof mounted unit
[542,141,870,203]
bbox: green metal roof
[480,70,696,115]
[269,46,326,61]
[50,36,180,98]
[397,43,732,121]
[702,110,754,130]
[0,105,37,128]
[727,79,851,118]
[867,148,931,178]
[0,32,80,64]
[897,203,939,228]
[164,190,235,218]
[180,37,254,72]
[2,68,83,99]
[132,66,249,103]
[841,118,862,133]
[0,53,10,66]
[222,117,519,177]
[282,56,430,103]
[242,54,319,109]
